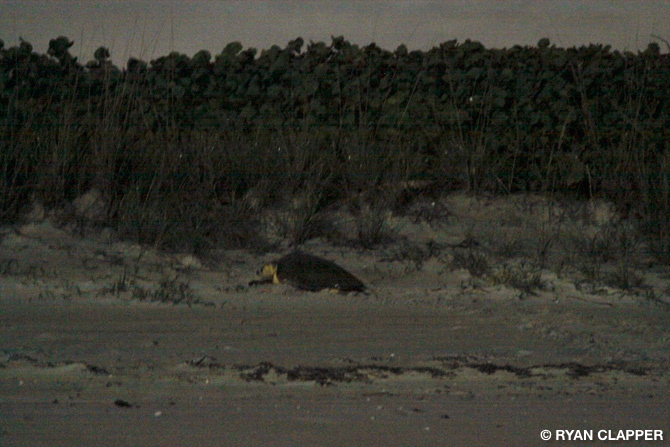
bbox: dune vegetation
[1,36,668,257]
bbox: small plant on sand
[535,222,559,269]
[576,222,644,291]
[131,276,208,306]
[0,259,18,275]
[609,263,645,291]
[355,203,397,249]
[271,190,330,246]
[106,267,131,298]
[450,247,490,278]
[578,258,603,284]
[492,234,524,259]
[608,225,644,290]
[644,288,670,307]
[490,262,545,295]
[383,241,442,272]
[572,223,619,282]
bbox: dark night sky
[1,1,668,64]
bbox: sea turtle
[249,251,366,293]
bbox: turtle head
[257,262,280,284]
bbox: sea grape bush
[0,36,668,252]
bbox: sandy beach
[1,193,668,446]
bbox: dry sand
[1,193,668,446]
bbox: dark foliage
[0,36,668,254]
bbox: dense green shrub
[0,36,668,254]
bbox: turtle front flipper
[248,278,273,286]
